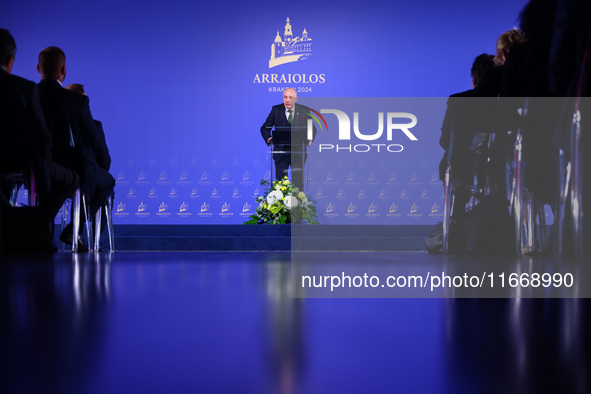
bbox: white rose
[267,190,284,205]
[284,195,298,210]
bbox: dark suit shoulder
[1,71,36,98]
[449,89,476,99]
[5,73,36,89]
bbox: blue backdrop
[2,0,528,224]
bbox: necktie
[287,110,292,124]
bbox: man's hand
[267,136,273,145]
[307,140,312,147]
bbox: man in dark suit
[36,46,115,247]
[439,54,502,185]
[0,29,80,251]
[65,84,112,173]
[438,53,504,254]
[260,88,316,191]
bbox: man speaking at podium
[260,88,316,191]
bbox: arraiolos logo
[269,17,312,68]
[253,17,325,90]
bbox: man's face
[283,89,297,109]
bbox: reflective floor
[1,251,590,394]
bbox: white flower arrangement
[244,176,319,225]
[267,190,284,205]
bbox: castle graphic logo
[178,171,191,184]
[198,202,212,217]
[345,202,359,218]
[117,170,128,184]
[199,171,212,184]
[115,202,128,217]
[177,202,192,217]
[231,188,242,199]
[219,202,233,217]
[269,17,312,69]
[387,203,401,218]
[429,202,443,218]
[136,170,148,184]
[367,203,378,214]
[253,18,325,90]
[241,171,253,184]
[135,202,150,217]
[408,202,422,218]
[157,202,171,217]
[322,202,337,218]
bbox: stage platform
[112,224,433,251]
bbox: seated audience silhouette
[36,46,115,250]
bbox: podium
[268,144,309,192]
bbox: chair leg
[442,168,453,253]
[106,197,114,251]
[513,132,524,256]
[9,184,18,206]
[93,197,115,252]
[571,106,584,257]
[525,192,535,253]
[94,206,102,252]
[556,149,569,256]
[61,199,70,251]
[72,189,81,252]
[82,194,91,251]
